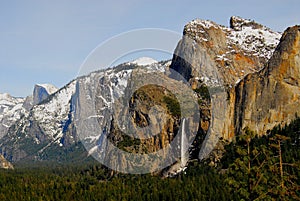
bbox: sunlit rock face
[235,25,300,135]
[171,17,300,141]
[0,154,13,169]
[0,16,299,172]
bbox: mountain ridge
[0,17,299,175]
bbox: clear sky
[0,0,299,97]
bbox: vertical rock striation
[171,16,300,141]
[235,26,300,135]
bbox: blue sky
[0,0,299,97]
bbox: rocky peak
[0,93,12,100]
[264,25,300,84]
[173,16,281,87]
[183,18,223,44]
[230,16,263,31]
[172,18,299,145]
[0,84,59,140]
[228,16,281,60]
[33,83,58,105]
[0,93,23,103]
[234,25,300,136]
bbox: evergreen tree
[225,127,300,200]
[267,134,300,200]
[225,128,271,200]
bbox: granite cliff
[171,16,299,148]
[235,26,300,135]
[0,17,299,171]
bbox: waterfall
[181,118,189,167]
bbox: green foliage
[117,134,141,150]
[223,119,300,200]
[163,96,181,117]
[225,129,271,200]
[0,162,231,201]
[194,85,210,101]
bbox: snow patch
[188,19,218,29]
[131,57,158,66]
[184,16,281,61]
[228,26,281,59]
[33,81,76,140]
[0,93,27,138]
[36,84,58,95]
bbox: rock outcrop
[0,154,13,169]
[235,26,300,135]
[0,81,76,162]
[172,16,281,86]
[0,84,57,140]
[0,16,298,170]
[74,61,198,173]
[171,16,299,143]
[33,84,58,105]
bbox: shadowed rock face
[33,84,58,105]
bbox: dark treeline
[0,163,229,201]
[0,118,299,201]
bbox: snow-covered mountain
[33,84,58,105]
[0,93,26,139]
[180,16,281,86]
[130,57,158,66]
[0,16,283,163]
[228,16,281,60]
[2,16,298,173]
[0,83,58,140]
[0,60,170,163]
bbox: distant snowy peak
[36,84,58,95]
[0,93,24,103]
[0,93,26,139]
[0,93,24,107]
[32,81,76,145]
[131,57,158,66]
[33,84,58,105]
[0,93,11,100]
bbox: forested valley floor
[0,118,299,201]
